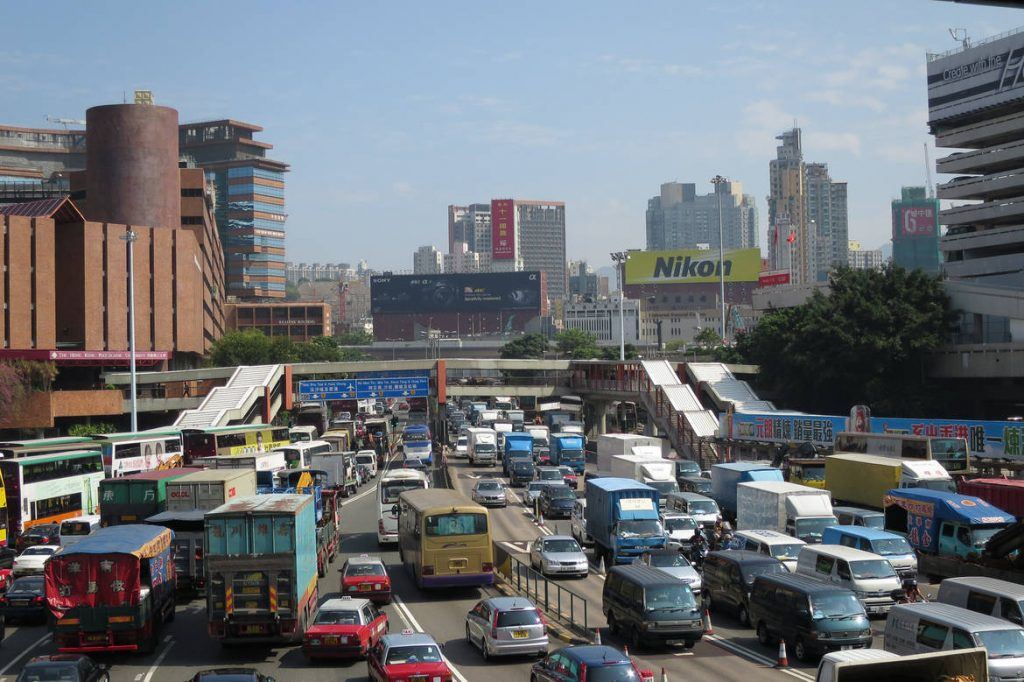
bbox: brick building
[225,301,332,342]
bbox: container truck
[710,462,784,522]
[596,434,662,474]
[815,648,988,682]
[825,453,954,509]
[271,470,341,578]
[46,525,176,653]
[503,433,534,476]
[585,478,666,566]
[98,467,201,526]
[205,494,318,644]
[200,452,287,488]
[146,468,256,594]
[737,481,837,543]
[958,478,1024,519]
[308,451,358,496]
[550,433,586,473]
[466,427,498,466]
[609,454,679,500]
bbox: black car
[702,550,788,627]
[188,670,276,682]
[1,575,46,623]
[538,484,576,519]
[16,524,60,553]
[677,475,712,495]
[16,655,107,682]
[532,645,642,682]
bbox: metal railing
[495,547,591,637]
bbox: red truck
[958,478,1024,518]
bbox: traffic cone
[595,554,606,576]
[776,640,788,667]
[702,608,714,635]
[594,628,602,645]
[538,511,545,527]
[661,668,668,682]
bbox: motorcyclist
[689,528,709,566]
[899,578,927,604]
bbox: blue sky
[4,1,1022,271]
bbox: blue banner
[298,376,429,401]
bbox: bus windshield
[382,482,424,504]
[425,512,487,536]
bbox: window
[839,535,858,549]
[966,591,997,616]
[952,628,975,650]
[836,561,851,580]
[32,493,82,520]
[916,619,949,649]
[815,555,835,576]
[424,513,487,536]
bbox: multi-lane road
[0,451,893,681]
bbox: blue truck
[550,434,586,473]
[711,462,784,522]
[585,477,666,566]
[503,432,534,476]
[205,494,318,644]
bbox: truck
[561,421,585,437]
[503,432,534,476]
[815,648,987,682]
[308,451,358,496]
[786,458,826,489]
[146,468,256,594]
[609,453,679,500]
[585,477,666,566]
[506,409,525,430]
[527,425,551,463]
[493,422,513,451]
[958,478,1024,519]
[710,462,784,522]
[478,409,501,427]
[205,494,318,644]
[274,469,342,579]
[46,525,176,653]
[737,481,837,543]
[825,453,955,510]
[200,452,287,488]
[466,427,498,466]
[884,488,1022,582]
[98,467,201,526]
[596,434,661,475]
[550,433,586,473]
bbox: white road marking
[341,484,378,507]
[142,635,176,682]
[705,634,814,680]
[391,593,469,682]
[0,632,51,677]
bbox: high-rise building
[286,262,353,284]
[768,128,848,284]
[568,260,599,300]
[891,186,941,274]
[448,203,491,253]
[645,181,758,252]
[513,200,566,301]
[445,242,488,273]
[179,120,288,300]
[847,240,885,270]
[413,245,444,274]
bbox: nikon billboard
[624,247,760,285]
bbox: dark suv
[702,550,788,627]
[538,484,575,519]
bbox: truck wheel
[794,638,810,663]
[756,621,772,646]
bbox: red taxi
[302,596,388,661]
[558,466,578,489]
[367,630,452,682]
[341,554,392,605]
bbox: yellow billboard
[624,247,761,285]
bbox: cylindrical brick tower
[85,103,180,228]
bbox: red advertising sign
[758,272,790,287]
[900,206,936,238]
[491,199,515,260]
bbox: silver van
[884,602,1024,680]
[664,492,721,529]
[731,529,805,573]
[796,545,901,616]
[937,576,1024,627]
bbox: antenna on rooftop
[924,143,935,199]
[45,116,85,130]
[949,28,971,51]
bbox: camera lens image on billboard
[371,272,542,314]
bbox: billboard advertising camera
[371,271,543,314]
[624,247,760,285]
[928,31,1024,124]
[491,198,516,260]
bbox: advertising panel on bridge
[624,247,760,285]
[491,198,516,260]
[927,30,1024,125]
[370,271,543,314]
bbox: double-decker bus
[92,428,184,478]
[0,437,101,459]
[182,425,290,462]
[834,431,970,473]
[0,450,105,537]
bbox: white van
[937,576,1024,627]
[289,426,318,443]
[59,515,101,548]
[796,545,901,615]
[354,450,378,478]
[731,529,806,573]
[815,647,989,682]
[884,602,1024,680]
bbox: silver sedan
[529,535,589,579]
[472,480,507,507]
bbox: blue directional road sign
[298,376,430,401]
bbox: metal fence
[495,546,591,637]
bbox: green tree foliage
[499,333,549,359]
[284,282,301,301]
[695,327,723,350]
[601,344,639,360]
[207,331,369,366]
[737,265,956,415]
[554,329,601,359]
[68,422,117,437]
[335,330,374,346]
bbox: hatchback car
[17,656,108,682]
[465,596,548,659]
[523,481,552,506]
[16,524,60,553]
[637,549,702,594]
[531,645,647,682]
[302,596,388,660]
[366,630,451,682]
[530,535,589,579]
[0,575,47,623]
[557,466,578,489]
[472,480,507,508]
[538,484,576,520]
[13,545,58,577]
[340,554,392,604]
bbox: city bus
[397,488,493,589]
[182,424,290,462]
[270,440,333,470]
[834,431,970,473]
[92,428,184,477]
[377,469,429,545]
[0,450,105,537]
[0,437,101,459]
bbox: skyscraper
[891,186,940,274]
[515,200,567,301]
[413,245,444,274]
[645,181,758,251]
[448,203,491,253]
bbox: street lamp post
[710,175,729,341]
[610,251,628,361]
[120,230,139,432]
[647,296,662,355]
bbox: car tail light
[33,595,44,604]
[491,609,499,638]
[580,663,588,682]
[195,547,204,561]
[0,596,7,605]
[422,565,435,576]
[482,562,493,573]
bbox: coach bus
[182,424,290,462]
[92,428,184,477]
[0,450,105,537]
[834,431,970,473]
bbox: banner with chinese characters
[46,554,141,615]
[720,412,847,447]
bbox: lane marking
[341,484,378,507]
[705,634,814,681]
[0,632,51,677]
[390,593,469,682]
[141,635,175,682]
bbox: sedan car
[454,436,469,458]
[302,596,388,660]
[557,466,577,489]
[662,513,700,550]
[637,549,703,594]
[0,575,47,623]
[341,554,392,605]
[529,535,589,579]
[522,481,552,507]
[465,597,548,660]
[366,631,451,682]
[13,545,58,576]
[17,656,107,682]
[535,467,563,484]
[471,480,507,508]
[538,484,575,520]
[16,524,59,553]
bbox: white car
[455,436,469,458]
[13,545,59,576]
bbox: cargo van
[796,545,901,616]
[602,564,703,649]
[664,492,721,528]
[936,576,1024,627]
[884,602,1024,680]
[730,529,805,573]
[821,526,917,579]
[832,506,884,529]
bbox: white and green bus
[0,450,105,536]
[92,428,184,478]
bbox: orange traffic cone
[594,628,602,645]
[776,640,788,667]
[702,609,713,635]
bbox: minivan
[796,545,901,616]
[884,601,1024,680]
[821,526,917,579]
[58,515,101,549]
[749,573,872,662]
[664,492,721,528]
[602,564,703,650]
[832,506,884,530]
[677,476,712,495]
[702,550,789,626]
[936,576,1024,626]
[730,529,805,573]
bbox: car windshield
[687,500,718,514]
[21,547,55,556]
[346,563,386,577]
[585,664,640,682]
[547,487,575,499]
[917,479,957,493]
[538,470,561,480]
[860,514,885,529]
[618,520,664,538]
[686,480,712,493]
[386,644,443,664]
[677,462,700,475]
[425,512,487,536]
[356,455,373,463]
[794,516,839,542]
[644,585,697,611]
[315,609,361,625]
[648,553,690,568]
[972,527,1004,548]
[977,629,1024,658]
[542,539,581,553]
[16,664,82,682]
[769,543,805,561]
[741,562,788,584]
[849,559,896,580]
[9,577,44,592]
[796,465,825,481]
[477,481,501,491]
[664,517,698,532]
[810,593,865,619]
[528,483,548,492]
[496,609,542,627]
[871,537,912,556]
[457,438,468,446]
[559,467,574,475]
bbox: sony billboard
[928,31,1024,125]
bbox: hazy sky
[5,1,1021,271]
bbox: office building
[448,203,491,253]
[0,123,85,183]
[444,242,488,274]
[287,262,352,284]
[568,260,600,300]
[413,245,444,274]
[296,279,345,333]
[806,163,849,279]
[847,240,885,270]
[342,279,372,332]
[645,181,758,252]
[512,199,567,301]
[563,297,642,345]
[225,301,331,342]
[179,119,289,300]
[891,186,941,274]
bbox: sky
[4,1,1023,272]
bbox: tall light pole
[610,251,628,361]
[120,230,139,432]
[710,175,729,341]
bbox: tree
[207,330,276,366]
[500,333,549,359]
[68,422,117,437]
[601,344,639,360]
[739,265,956,415]
[695,327,723,350]
[554,329,601,359]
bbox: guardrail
[494,544,591,637]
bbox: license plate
[667,639,686,646]
[359,584,371,592]
[450,559,468,569]
[868,606,883,614]
[325,636,339,645]
[410,677,427,682]
[512,630,529,639]
[841,645,853,651]
[121,515,137,521]
[86,634,106,643]
[242,625,264,635]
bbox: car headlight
[859,629,871,637]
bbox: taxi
[302,596,388,661]
[367,630,452,682]
[341,554,392,605]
